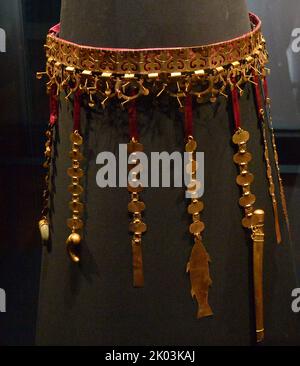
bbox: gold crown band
[38,13,268,108]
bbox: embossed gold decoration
[185,136,213,318]
[37,13,268,109]
[66,131,84,263]
[128,139,147,287]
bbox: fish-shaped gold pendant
[187,237,213,318]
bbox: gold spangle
[187,180,201,193]
[128,201,146,214]
[69,201,84,213]
[67,167,84,178]
[129,221,147,234]
[68,184,84,196]
[188,201,204,215]
[236,172,254,187]
[70,132,83,145]
[69,150,83,161]
[233,152,252,165]
[185,139,197,153]
[239,193,256,208]
[242,214,259,229]
[232,130,250,145]
[189,221,205,235]
[127,141,144,153]
[67,218,83,230]
[186,160,198,175]
[127,183,144,193]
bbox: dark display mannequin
[36,0,300,345]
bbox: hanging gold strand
[128,138,146,287]
[38,122,54,242]
[185,135,213,319]
[263,75,290,238]
[39,86,58,242]
[231,80,265,342]
[260,108,281,243]
[65,91,84,262]
[183,93,213,318]
[253,74,281,243]
[66,130,84,263]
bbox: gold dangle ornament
[66,130,84,263]
[128,138,146,287]
[185,136,213,318]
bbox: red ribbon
[73,90,81,132]
[263,77,269,104]
[49,87,58,126]
[128,97,138,141]
[231,84,241,130]
[184,94,193,139]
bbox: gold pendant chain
[265,96,291,237]
[66,131,84,263]
[38,123,54,242]
[185,136,213,318]
[259,109,282,243]
[128,139,146,287]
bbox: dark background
[0,0,299,346]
